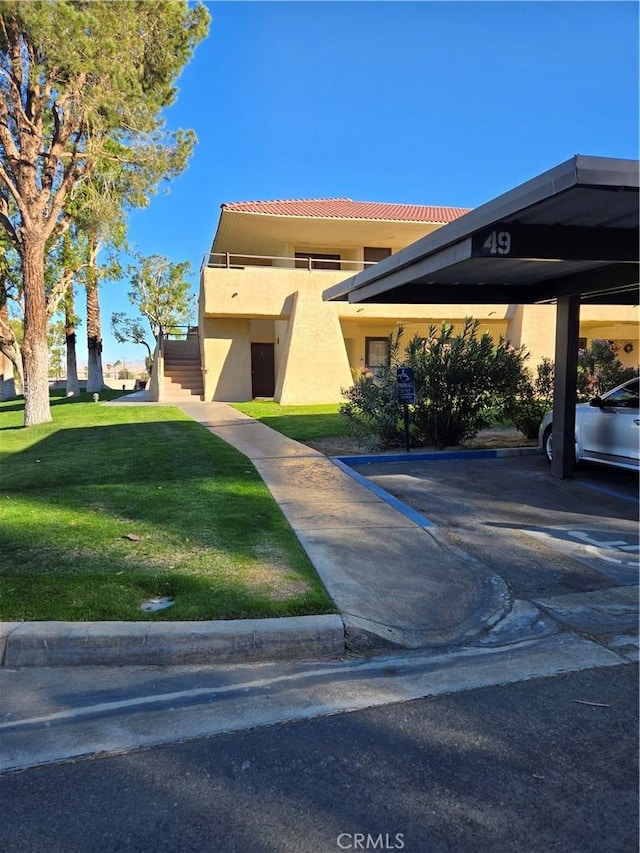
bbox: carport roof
[323,155,639,306]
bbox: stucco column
[202,317,252,401]
[275,290,353,405]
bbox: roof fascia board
[575,154,640,188]
[355,275,639,307]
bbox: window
[364,247,392,266]
[602,379,639,408]
[365,337,390,379]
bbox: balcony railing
[159,325,199,341]
[201,252,379,272]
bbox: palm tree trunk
[86,232,104,393]
[65,281,81,396]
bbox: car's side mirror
[589,396,604,407]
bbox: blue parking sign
[396,366,415,404]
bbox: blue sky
[100,0,639,365]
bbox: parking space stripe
[576,480,639,504]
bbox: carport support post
[551,294,580,480]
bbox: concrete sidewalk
[0,399,524,667]
[180,402,512,651]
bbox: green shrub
[500,340,637,439]
[502,357,555,439]
[341,333,638,451]
[577,339,637,399]
[406,320,528,446]
[340,328,405,449]
[341,319,529,449]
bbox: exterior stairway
[162,337,203,401]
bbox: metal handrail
[201,252,380,272]
[159,325,198,341]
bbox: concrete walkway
[178,401,511,650]
[0,398,519,667]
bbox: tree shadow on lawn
[2,420,257,488]
[0,390,124,417]
[0,421,333,619]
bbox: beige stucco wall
[506,304,556,367]
[201,316,252,401]
[200,264,639,403]
[147,341,164,402]
[340,316,511,374]
[506,303,640,370]
[0,351,16,401]
[274,289,352,405]
[578,306,639,368]
[202,266,362,319]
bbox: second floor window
[364,247,392,265]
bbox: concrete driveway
[349,453,639,655]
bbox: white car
[539,377,640,471]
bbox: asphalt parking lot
[351,453,639,601]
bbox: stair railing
[161,325,199,341]
[151,327,203,402]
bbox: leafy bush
[341,320,529,449]
[340,328,405,449]
[501,357,555,439]
[500,340,638,438]
[577,339,637,399]
[405,320,527,446]
[341,332,639,451]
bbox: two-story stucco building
[196,197,638,405]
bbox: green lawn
[0,392,335,621]
[231,401,349,442]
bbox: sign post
[396,367,415,453]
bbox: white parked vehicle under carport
[539,377,640,471]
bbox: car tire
[543,425,579,466]
[543,425,553,463]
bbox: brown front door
[251,343,275,397]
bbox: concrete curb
[0,615,346,667]
[334,446,541,467]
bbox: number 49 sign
[482,230,512,255]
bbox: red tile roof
[221,198,470,223]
